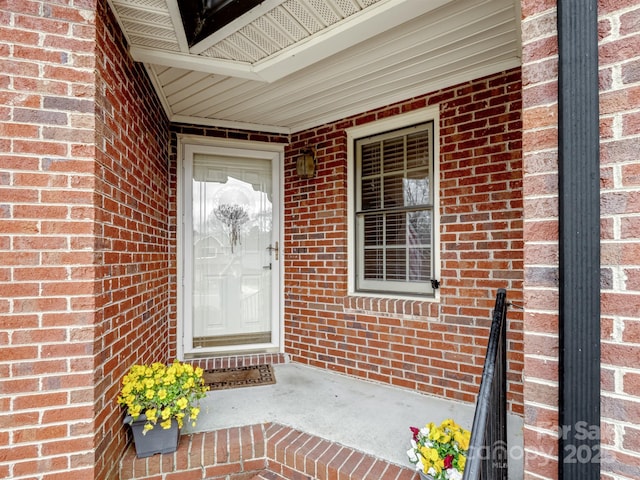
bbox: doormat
[203,364,276,390]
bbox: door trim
[176,135,284,359]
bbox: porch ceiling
[107,0,522,134]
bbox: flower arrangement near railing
[407,419,471,480]
[117,360,209,433]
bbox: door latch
[266,241,279,260]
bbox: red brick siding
[285,70,524,413]
[1,0,171,479]
[519,1,562,476]
[599,1,640,477]
[93,0,171,479]
[522,1,640,478]
[0,1,100,479]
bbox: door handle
[266,241,279,260]
[262,263,272,270]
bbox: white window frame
[347,107,440,299]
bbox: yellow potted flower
[117,359,209,457]
[407,419,471,480]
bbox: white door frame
[176,135,284,359]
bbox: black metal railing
[463,288,509,480]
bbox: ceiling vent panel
[284,0,324,33]
[240,24,281,57]
[128,35,180,51]
[307,0,342,24]
[214,40,257,63]
[114,0,166,8]
[198,45,234,60]
[226,33,268,61]
[252,15,295,49]
[333,0,359,17]
[121,21,175,39]
[267,6,309,41]
[112,5,172,27]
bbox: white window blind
[355,122,435,296]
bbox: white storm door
[181,143,280,355]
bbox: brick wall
[519,1,561,475]
[599,1,640,476]
[521,1,640,478]
[0,1,100,478]
[93,0,171,479]
[285,70,525,413]
[0,0,170,479]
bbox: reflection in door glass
[191,155,272,348]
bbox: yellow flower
[146,408,157,422]
[121,383,133,395]
[176,412,185,428]
[183,377,195,389]
[408,419,471,478]
[129,405,141,417]
[143,423,154,433]
[157,388,167,401]
[119,359,208,433]
[454,430,470,451]
[160,419,172,429]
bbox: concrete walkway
[184,362,524,478]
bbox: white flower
[446,468,463,480]
[407,448,418,463]
[428,467,437,476]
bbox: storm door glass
[190,154,273,349]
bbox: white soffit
[107,0,522,133]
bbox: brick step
[119,423,419,480]
[247,470,290,480]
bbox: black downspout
[557,1,600,479]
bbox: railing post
[463,288,509,480]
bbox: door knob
[266,241,279,260]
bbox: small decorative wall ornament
[214,203,249,253]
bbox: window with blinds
[355,122,434,296]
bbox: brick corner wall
[1,1,171,479]
[93,0,171,478]
[521,1,640,478]
[1,1,101,479]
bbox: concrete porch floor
[183,362,524,478]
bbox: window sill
[343,293,439,319]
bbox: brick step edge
[119,422,420,480]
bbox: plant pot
[124,414,180,458]
[418,471,434,480]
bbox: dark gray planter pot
[124,414,180,458]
